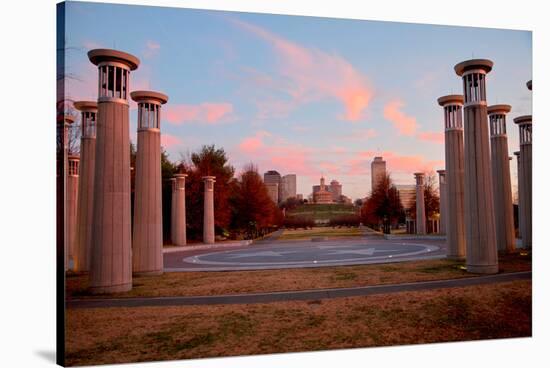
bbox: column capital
[74,101,98,113]
[59,114,75,125]
[487,104,511,115]
[514,115,532,126]
[88,48,140,70]
[454,59,493,76]
[131,90,169,105]
[437,95,463,107]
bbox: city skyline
[63,2,532,199]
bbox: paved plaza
[164,235,446,272]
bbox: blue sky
[63,1,532,200]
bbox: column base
[447,254,465,261]
[466,264,498,274]
[89,282,132,294]
[133,270,163,277]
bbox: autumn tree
[360,173,404,233]
[410,171,440,221]
[230,163,283,239]
[182,145,235,240]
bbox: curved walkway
[67,271,531,309]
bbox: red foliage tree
[360,173,404,233]
[410,171,440,220]
[182,145,235,240]
[230,164,283,238]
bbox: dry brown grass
[65,279,532,366]
[66,252,531,299]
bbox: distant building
[264,170,282,187]
[296,194,303,201]
[313,177,333,204]
[264,170,282,202]
[265,182,279,204]
[330,180,342,201]
[281,174,297,202]
[371,156,386,192]
[395,184,416,211]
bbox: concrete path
[164,235,446,271]
[253,229,284,244]
[163,240,253,254]
[67,271,531,309]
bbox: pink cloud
[82,40,103,50]
[235,132,318,176]
[143,40,160,58]
[383,100,418,136]
[164,103,234,125]
[341,128,378,141]
[231,18,374,122]
[161,133,182,148]
[238,131,271,153]
[347,150,443,176]
[318,161,342,176]
[416,131,444,144]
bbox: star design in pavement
[324,248,402,256]
[226,250,302,259]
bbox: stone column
[514,115,532,248]
[514,151,522,239]
[414,173,426,235]
[67,155,79,270]
[60,114,75,271]
[437,170,447,235]
[488,105,515,252]
[170,178,176,244]
[173,174,188,246]
[438,95,466,259]
[73,101,97,272]
[202,176,216,244]
[131,91,168,275]
[88,49,140,293]
[455,59,498,274]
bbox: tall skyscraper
[265,182,279,204]
[264,170,282,202]
[371,156,386,192]
[281,174,297,202]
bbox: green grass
[286,204,358,221]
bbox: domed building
[313,177,333,204]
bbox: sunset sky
[63,1,532,200]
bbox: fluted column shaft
[203,176,216,244]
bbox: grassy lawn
[278,226,364,240]
[65,279,531,366]
[66,252,531,300]
[286,204,358,220]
